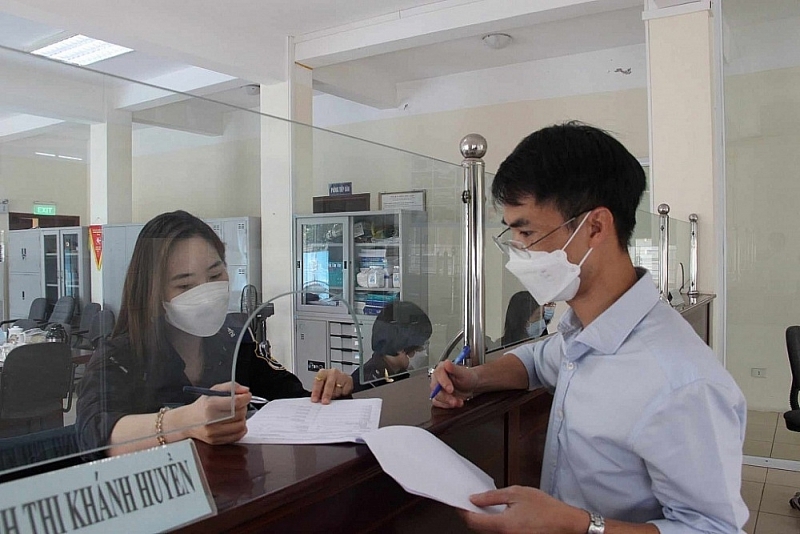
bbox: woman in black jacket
[77,210,351,455]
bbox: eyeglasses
[492,211,588,256]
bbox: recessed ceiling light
[482,33,513,50]
[31,34,133,66]
[57,155,83,161]
[35,152,56,157]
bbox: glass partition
[295,123,464,388]
[0,39,688,476]
[0,41,473,472]
[629,208,692,300]
[0,44,267,474]
[722,0,800,462]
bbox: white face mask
[163,281,230,337]
[504,213,593,304]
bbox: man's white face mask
[163,280,230,337]
[504,212,593,305]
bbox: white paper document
[360,425,504,515]
[239,398,382,444]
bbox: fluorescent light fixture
[31,34,133,66]
[57,155,83,161]
[35,152,56,157]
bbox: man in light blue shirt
[431,122,747,534]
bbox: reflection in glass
[351,301,432,392]
[722,0,800,461]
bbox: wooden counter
[175,373,552,533]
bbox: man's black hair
[491,121,645,248]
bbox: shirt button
[567,362,575,370]
[557,409,564,419]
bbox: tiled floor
[742,410,800,533]
[744,411,800,461]
[742,465,800,533]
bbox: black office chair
[70,303,101,348]
[783,326,800,510]
[0,343,74,438]
[47,296,76,329]
[784,326,800,431]
[0,297,48,332]
[72,309,114,351]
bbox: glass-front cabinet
[296,218,348,312]
[295,210,428,316]
[294,210,428,389]
[40,227,90,314]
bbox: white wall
[724,64,800,412]
[131,108,261,221]
[0,154,88,221]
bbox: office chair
[47,296,76,329]
[72,310,114,352]
[70,303,100,348]
[0,344,74,438]
[0,297,48,332]
[784,326,800,432]
[783,326,800,511]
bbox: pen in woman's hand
[183,385,268,404]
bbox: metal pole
[657,203,670,301]
[688,213,699,300]
[460,134,487,366]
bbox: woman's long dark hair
[114,210,225,366]
[500,291,541,346]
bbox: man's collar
[558,267,660,360]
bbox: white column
[89,109,133,305]
[646,6,719,348]
[260,44,313,370]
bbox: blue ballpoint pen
[183,385,268,404]
[429,345,471,400]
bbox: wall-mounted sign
[379,190,426,211]
[328,182,352,196]
[0,440,215,533]
[32,202,57,216]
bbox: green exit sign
[33,203,57,216]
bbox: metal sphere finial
[460,134,487,159]
[688,213,698,222]
[657,203,670,215]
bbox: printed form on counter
[239,398,382,444]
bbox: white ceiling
[315,7,645,87]
[0,0,449,84]
[0,0,652,159]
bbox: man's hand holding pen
[429,359,479,408]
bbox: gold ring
[314,376,324,381]
[335,383,343,388]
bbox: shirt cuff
[508,344,542,390]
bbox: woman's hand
[310,369,354,404]
[184,382,252,445]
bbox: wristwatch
[587,511,605,534]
